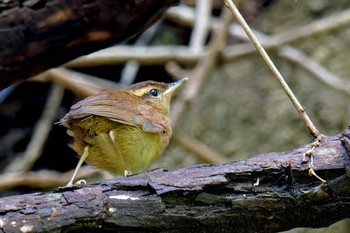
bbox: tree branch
[0,0,179,89]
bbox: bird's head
[128,77,188,115]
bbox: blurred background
[0,0,350,198]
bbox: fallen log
[0,128,349,232]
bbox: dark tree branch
[0,0,179,89]
[0,128,349,232]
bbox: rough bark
[0,128,349,233]
[0,0,179,89]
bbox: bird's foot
[124,170,132,177]
[65,179,87,187]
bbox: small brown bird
[60,78,187,186]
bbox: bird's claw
[65,179,87,187]
[124,170,132,177]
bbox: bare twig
[173,133,227,164]
[64,7,350,68]
[165,5,197,27]
[224,7,350,61]
[120,22,161,86]
[279,46,350,97]
[189,0,212,53]
[171,8,231,125]
[165,61,188,80]
[68,45,204,67]
[167,7,231,165]
[48,68,118,97]
[166,5,268,42]
[267,8,350,47]
[0,167,102,191]
[227,23,350,98]
[4,84,65,173]
[224,0,322,139]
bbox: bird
[59,78,187,186]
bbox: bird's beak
[163,77,188,97]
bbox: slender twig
[120,22,161,86]
[168,8,231,164]
[279,46,350,97]
[223,7,350,60]
[68,45,204,67]
[64,7,350,68]
[165,5,197,27]
[166,5,268,42]
[165,61,188,80]
[48,68,119,97]
[227,24,350,98]
[224,0,322,139]
[170,8,231,125]
[173,133,227,164]
[0,167,102,191]
[268,7,350,47]
[227,22,350,98]
[189,0,212,53]
[4,84,65,173]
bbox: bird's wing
[60,90,165,133]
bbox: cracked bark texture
[0,0,179,89]
[0,128,349,232]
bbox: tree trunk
[0,128,349,232]
[0,0,179,89]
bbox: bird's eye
[149,89,159,97]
